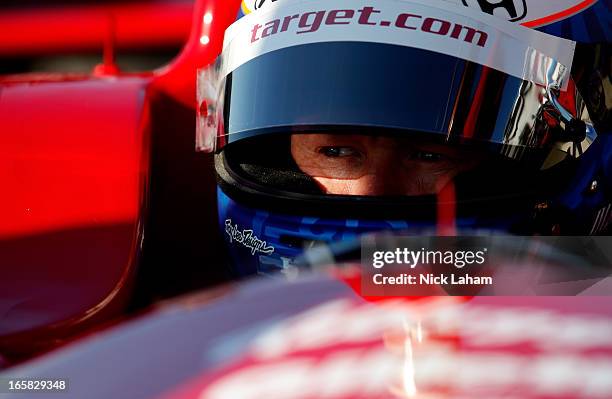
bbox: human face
[291,134,483,196]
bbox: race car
[1,0,610,371]
[1,236,612,399]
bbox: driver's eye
[317,146,360,158]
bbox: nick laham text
[373,273,493,286]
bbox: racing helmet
[197,0,611,276]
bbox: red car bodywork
[0,0,242,364]
[2,275,612,399]
[0,2,194,57]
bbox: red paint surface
[0,2,194,56]
[0,77,151,361]
[0,78,149,238]
[0,0,241,362]
[152,0,242,107]
[436,182,457,236]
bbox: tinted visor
[226,42,512,143]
